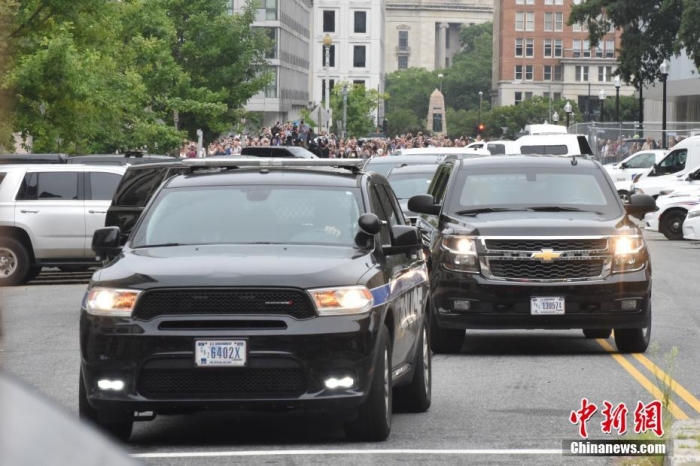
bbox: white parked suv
[0,164,125,286]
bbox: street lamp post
[614,75,621,123]
[564,101,572,128]
[552,111,559,124]
[660,60,669,149]
[323,34,333,132]
[598,88,606,123]
[478,91,483,124]
[342,84,348,139]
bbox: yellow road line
[596,339,689,420]
[632,353,700,417]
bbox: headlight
[86,287,142,316]
[688,210,700,219]
[308,286,373,316]
[612,236,647,273]
[441,235,479,273]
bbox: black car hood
[95,244,374,290]
[442,211,637,237]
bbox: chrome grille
[489,260,605,280]
[484,238,608,251]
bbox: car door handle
[88,210,107,214]
[20,209,39,214]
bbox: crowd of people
[179,120,486,159]
[596,135,687,164]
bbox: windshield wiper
[133,243,187,249]
[527,206,605,215]
[453,208,529,216]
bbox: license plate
[531,297,565,315]
[195,340,247,367]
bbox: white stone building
[644,51,700,125]
[384,0,494,73]
[232,0,312,127]
[311,0,386,129]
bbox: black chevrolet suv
[408,155,657,354]
[80,158,431,442]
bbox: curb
[664,420,700,466]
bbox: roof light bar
[182,158,365,169]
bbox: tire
[618,190,631,204]
[429,309,465,354]
[26,266,42,282]
[614,308,651,353]
[583,329,612,339]
[79,371,133,442]
[0,237,32,287]
[661,210,686,240]
[394,319,431,413]
[344,325,392,442]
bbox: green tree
[384,109,423,137]
[600,95,640,123]
[569,0,700,90]
[330,83,384,137]
[445,108,480,139]
[442,22,493,112]
[384,68,439,119]
[483,98,582,139]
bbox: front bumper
[80,310,382,415]
[431,267,651,330]
[643,212,661,231]
[683,218,700,240]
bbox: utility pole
[342,84,348,139]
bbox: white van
[632,136,700,198]
[483,140,519,155]
[514,134,594,157]
[523,124,569,135]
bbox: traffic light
[478,123,485,134]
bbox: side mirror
[358,213,382,235]
[408,194,441,216]
[620,162,629,169]
[92,227,122,260]
[384,225,422,256]
[624,194,657,220]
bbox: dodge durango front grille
[133,288,316,320]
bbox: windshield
[446,167,622,218]
[387,172,435,199]
[131,185,363,247]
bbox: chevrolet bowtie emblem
[531,249,562,262]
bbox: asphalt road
[1,231,699,466]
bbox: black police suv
[80,158,431,442]
[408,155,657,354]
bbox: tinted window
[369,185,392,246]
[132,186,363,247]
[447,167,622,218]
[380,185,406,225]
[113,167,183,207]
[626,153,656,169]
[90,172,122,201]
[387,171,434,199]
[520,145,569,155]
[488,144,506,155]
[652,149,686,176]
[0,172,6,187]
[16,172,78,200]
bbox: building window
[544,39,552,58]
[321,79,336,102]
[526,12,534,31]
[445,57,450,67]
[322,44,336,67]
[525,39,534,57]
[515,65,523,81]
[554,39,563,57]
[354,11,367,34]
[264,28,277,59]
[516,0,535,4]
[575,65,589,82]
[263,0,277,20]
[555,12,563,31]
[525,65,534,81]
[544,12,553,31]
[353,80,366,88]
[398,55,408,69]
[573,21,589,32]
[553,92,562,100]
[399,31,409,49]
[545,0,564,4]
[525,92,533,100]
[515,39,524,57]
[573,39,581,58]
[605,40,615,58]
[353,45,366,68]
[553,65,562,81]
[265,69,278,98]
[598,66,613,82]
[515,12,524,31]
[583,39,591,57]
[515,91,523,105]
[544,65,553,81]
[323,10,335,33]
[596,43,603,58]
